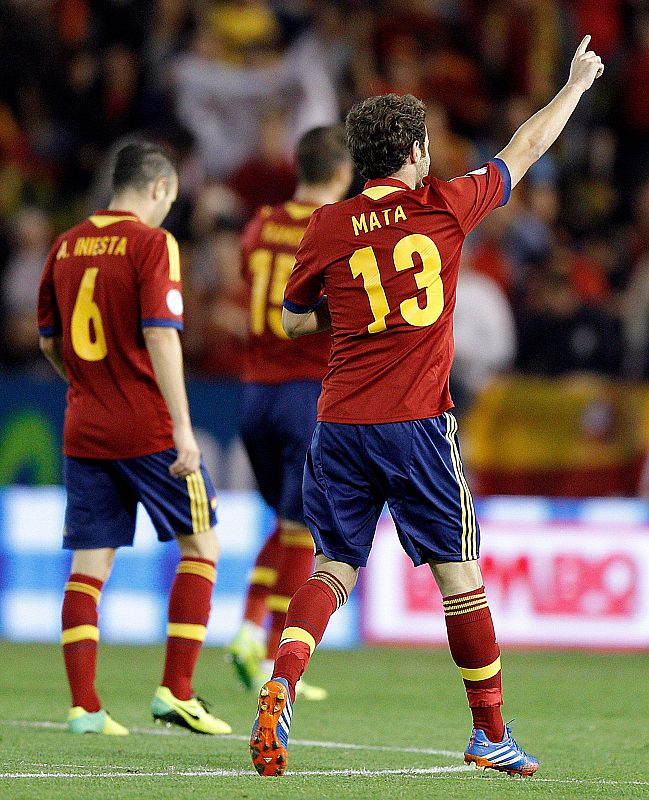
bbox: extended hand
[568,35,604,92]
[170,424,201,478]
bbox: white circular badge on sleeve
[166,289,184,316]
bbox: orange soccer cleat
[249,678,292,777]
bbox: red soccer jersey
[37,210,184,458]
[283,160,511,423]
[241,200,332,384]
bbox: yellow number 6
[71,267,108,361]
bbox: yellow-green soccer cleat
[295,679,328,702]
[226,624,266,690]
[253,660,328,702]
[67,707,129,735]
[151,686,232,734]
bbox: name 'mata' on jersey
[241,200,331,383]
[37,210,184,459]
[283,160,511,423]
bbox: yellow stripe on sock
[64,581,101,603]
[167,623,207,642]
[460,657,502,682]
[280,626,316,654]
[177,560,216,583]
[443,592,486,607]
[61,624,99,645]
[250,566,278,587]
[443,594,487,611]
[279,531,315,549]
[309,572,346,609]
[444,601,489,616]
[267,594,291,613]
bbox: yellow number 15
[349,233,443,333]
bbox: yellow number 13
[71,267,108,361]
[349,233,443,333]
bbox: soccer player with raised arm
[250,37,604,777]
[227,127,353,701]
[38,142,231,736]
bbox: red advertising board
[363,517,649,649]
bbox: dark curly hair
[345,94,427,180]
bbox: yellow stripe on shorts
[280,626,316,654]
[64,581,101,603]
[186,471,210,533]
[460,657,502,682]
[167,623,206,642]
[444,413,477,561]
[61,624,99,645]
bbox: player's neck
[108,193,148,222]
[293,184,340,207]
[387,164,418,190]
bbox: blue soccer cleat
[250,678,292,777]
[464,723,539,777]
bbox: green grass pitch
[0,643,648,799]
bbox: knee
[313,554,359,597]
[177,528,220,562]
[429,559,483,597]
[70,548,116,583]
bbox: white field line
[2,720,649,788]
[1,768,649,787]
[0,767,468,779]
[0,719,463,758]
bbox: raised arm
[496,35,604,189]
[143,326,200,478]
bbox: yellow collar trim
[88,215,138,229]
[284,201,318,220]
[361,186,407,201]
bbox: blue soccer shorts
[302,412,479,568]
[240,380,321,524]
[63,448,217,550]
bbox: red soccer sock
[443,585,504,743]
[273,571,348,701]
[162,557,215,700]
[61,573,104,712]
[266,527,315,659]
[243,526,283,627]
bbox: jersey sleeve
[283,209,325,313]
[136,228,184,330]
[37,242,62,337]
[436,159,511,235]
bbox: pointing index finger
[576,34,591,56]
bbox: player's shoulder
[258,201,319,226]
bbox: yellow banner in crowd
[463,376,649,472]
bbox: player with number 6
[38,141,231,737]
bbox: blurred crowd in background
[3,0,649,417]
